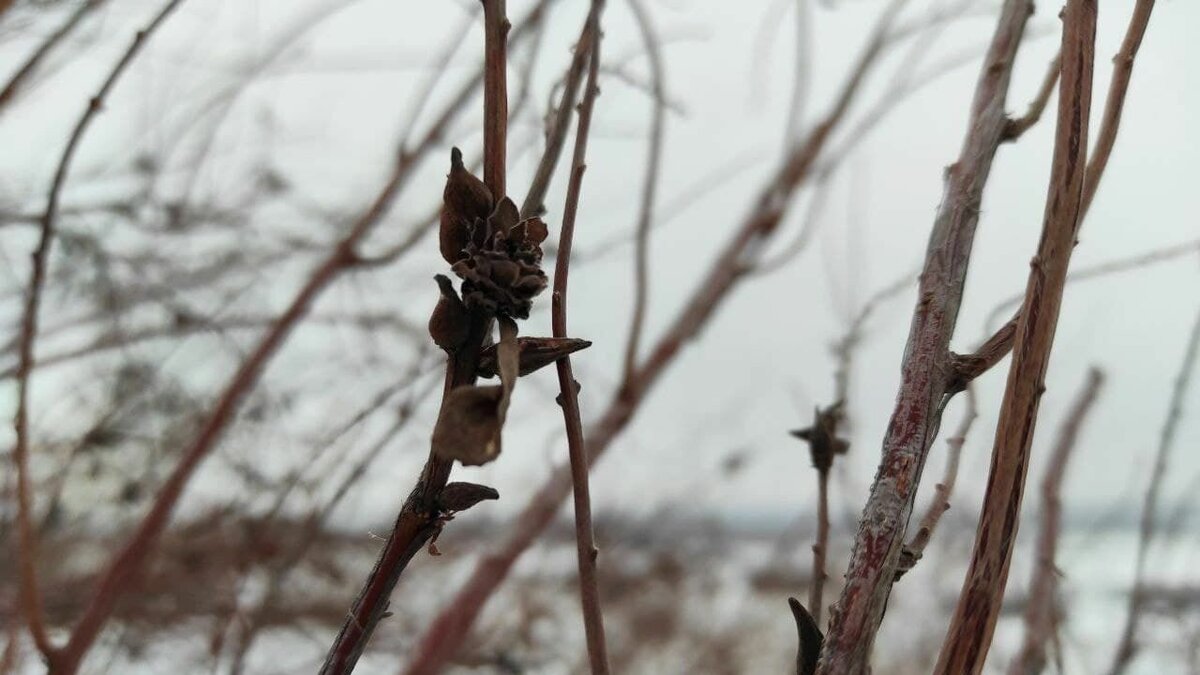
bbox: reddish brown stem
[935,2,1097,670]
[550,7,610,671]
[896,386,978,578]
[1009,367,1105,675]
[406,2,907,665]
[810,469,830,626]
[1004,52,1062,141]
[817,2,1034,670]
[482,0,509,198]
[323,3,520,673]
[9,1,189,669]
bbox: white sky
[1,0,1198,538]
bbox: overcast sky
[1,0,1198,539]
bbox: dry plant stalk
[817,2,1035,669]
[549,5,610,671]
[1009,367,1105,675]
[404,2,914,668]
[935,2,1097,671]
[1107,306,1200,675]
[321,3,517,672]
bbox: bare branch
[895,385,978,579]
[9,0,190,668]
[1009,367,1105,675]
[817,1,1035,669]
[551,8,610,670]
[622,0,666,383]
[0,0,111,112]
[935,2,1097,670]
[1004,52,1062,141]
[1107,306,1200,675]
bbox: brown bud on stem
[440,147,493,265]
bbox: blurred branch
[9,0,190,669]
[1107,306,1200,675]
[935,2,1097,670]
[622,0,665,382]
[0,0,111,112]
[1009,367,1105,675]
[895,386,978,579]
[981,236,1199,331]
[817,1,1034,669]
[52,0,540,669]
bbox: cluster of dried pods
[428,147,590,468]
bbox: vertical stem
[482,0,509,198]
[809,469,830,626]
[551,6,610,670]
[935,2,1097,671]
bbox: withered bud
[451,196,549,319]
[440,147,493,265]
[477,337,592,378]
[428,274,470,353]
[438,482,500,513]
[790,401,848,474]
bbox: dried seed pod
[438,482,500,513]
[477,336,592,378]
[428,275,470,353]
[451,197,549,319]
[440,147,493,265]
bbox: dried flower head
[450,196,549,319]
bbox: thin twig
[9,0,189,668]
[1081,0,1156,218]
[621,0,665,383]
[981,236,1199,332]
[1107,306,1200,675]
[1009,367,1105,675]
[895,386,978,578]
[0,0,111,112]
[935,2,1097,670]
[550,6,610,671]
[817,2,1035,669]
[1004,52,1062,141]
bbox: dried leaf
[477,337,592,378]
[438,482,500,512]
[431,316,521,466]
[428,275,469,352]
[440,147,492,265]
